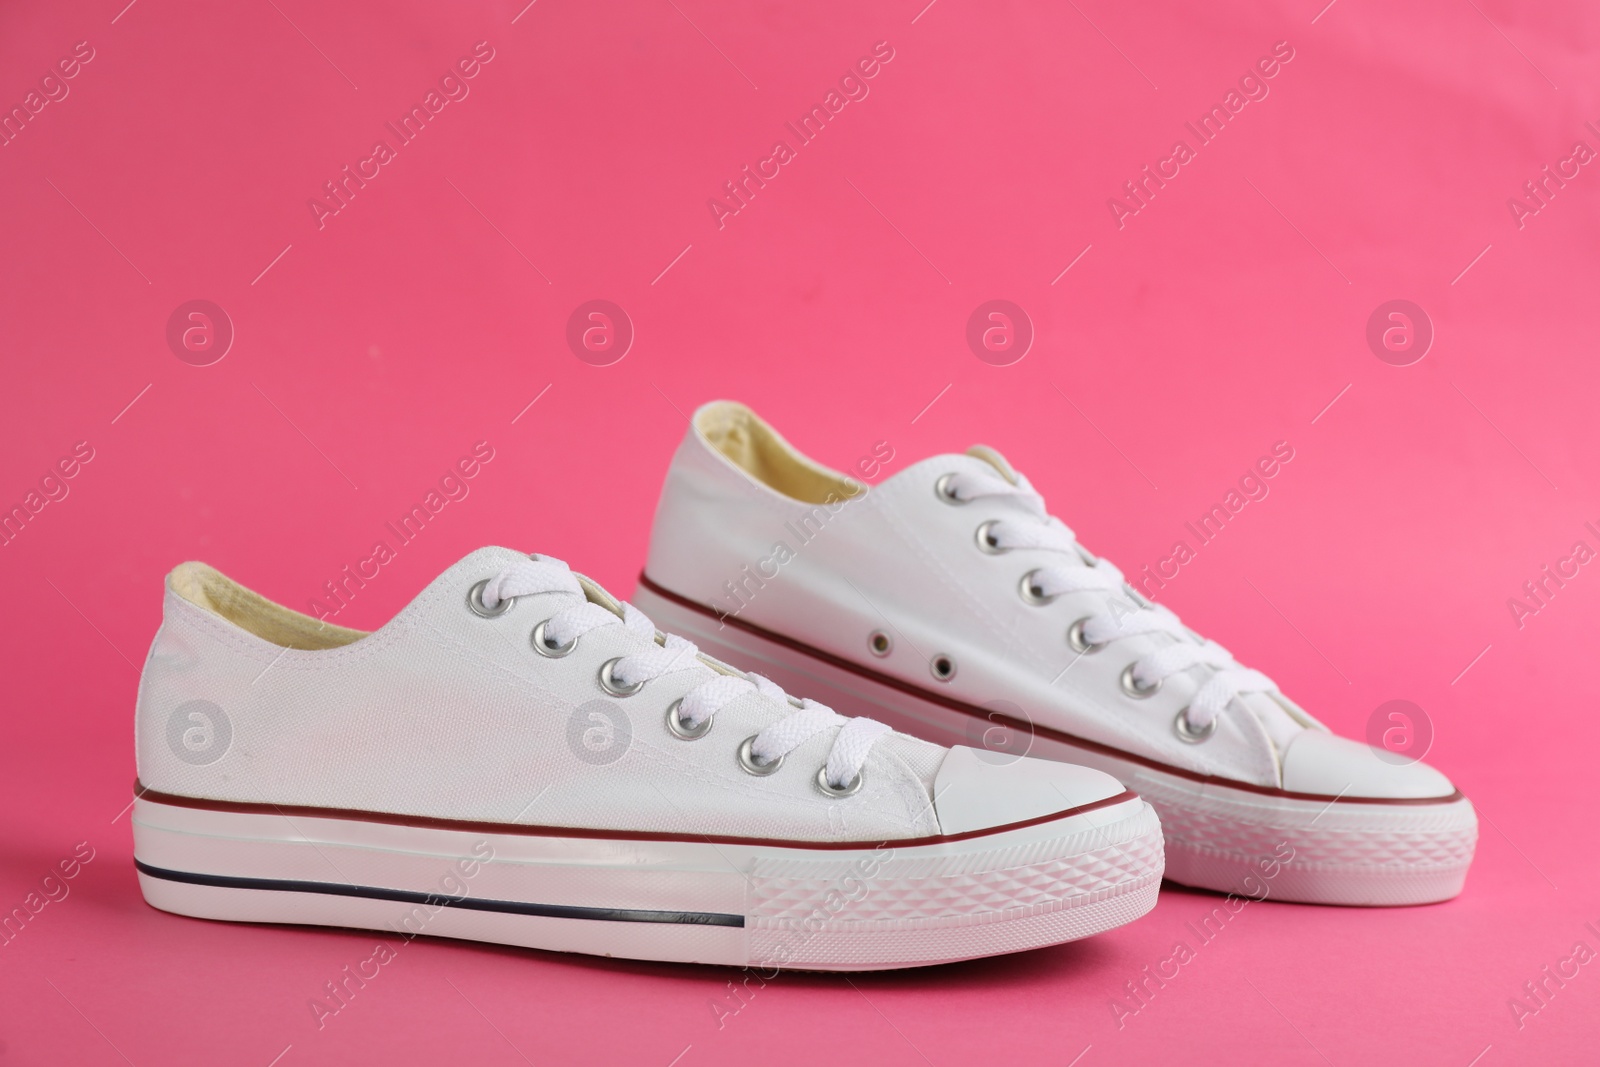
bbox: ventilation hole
[930,654,957,682]
[868,631,892,657]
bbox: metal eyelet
[1174,708,1218,744]
[933,473,966,505]
[816,766,864,798]
[665,699,712,740]
[1067,617,1103,654]
[1019,570,1057,606]
[974,520,1009,555]
[930,654,957,682]
[466,579,513,618]
[1119,663,1161,699]
[868,630,893,657]
[530,620,578,658]
[598,658,646,697]
[737,735,784,776]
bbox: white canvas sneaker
[633,402,1478,907]
[131,548,1164,970]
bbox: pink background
[3,0,1598,1063]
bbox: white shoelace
[481,557,892,788]
[944,468,1280,735]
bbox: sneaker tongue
[572,571,627,620]
[1239,690,1305,753]
[964,445,1022,485]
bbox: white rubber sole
[131,786,1163,971]
[634,581,1477,908]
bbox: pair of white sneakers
[132,401,1477,971]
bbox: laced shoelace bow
[942,469,1279,736]
[479,557,891,788]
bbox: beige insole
[169,561,368,650]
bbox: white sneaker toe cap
[932,746,1131,836]
[1280,731,1459,800]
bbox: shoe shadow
[319,919,1132,992]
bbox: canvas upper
[134,547,1126,842]
[641,400,1461,801]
